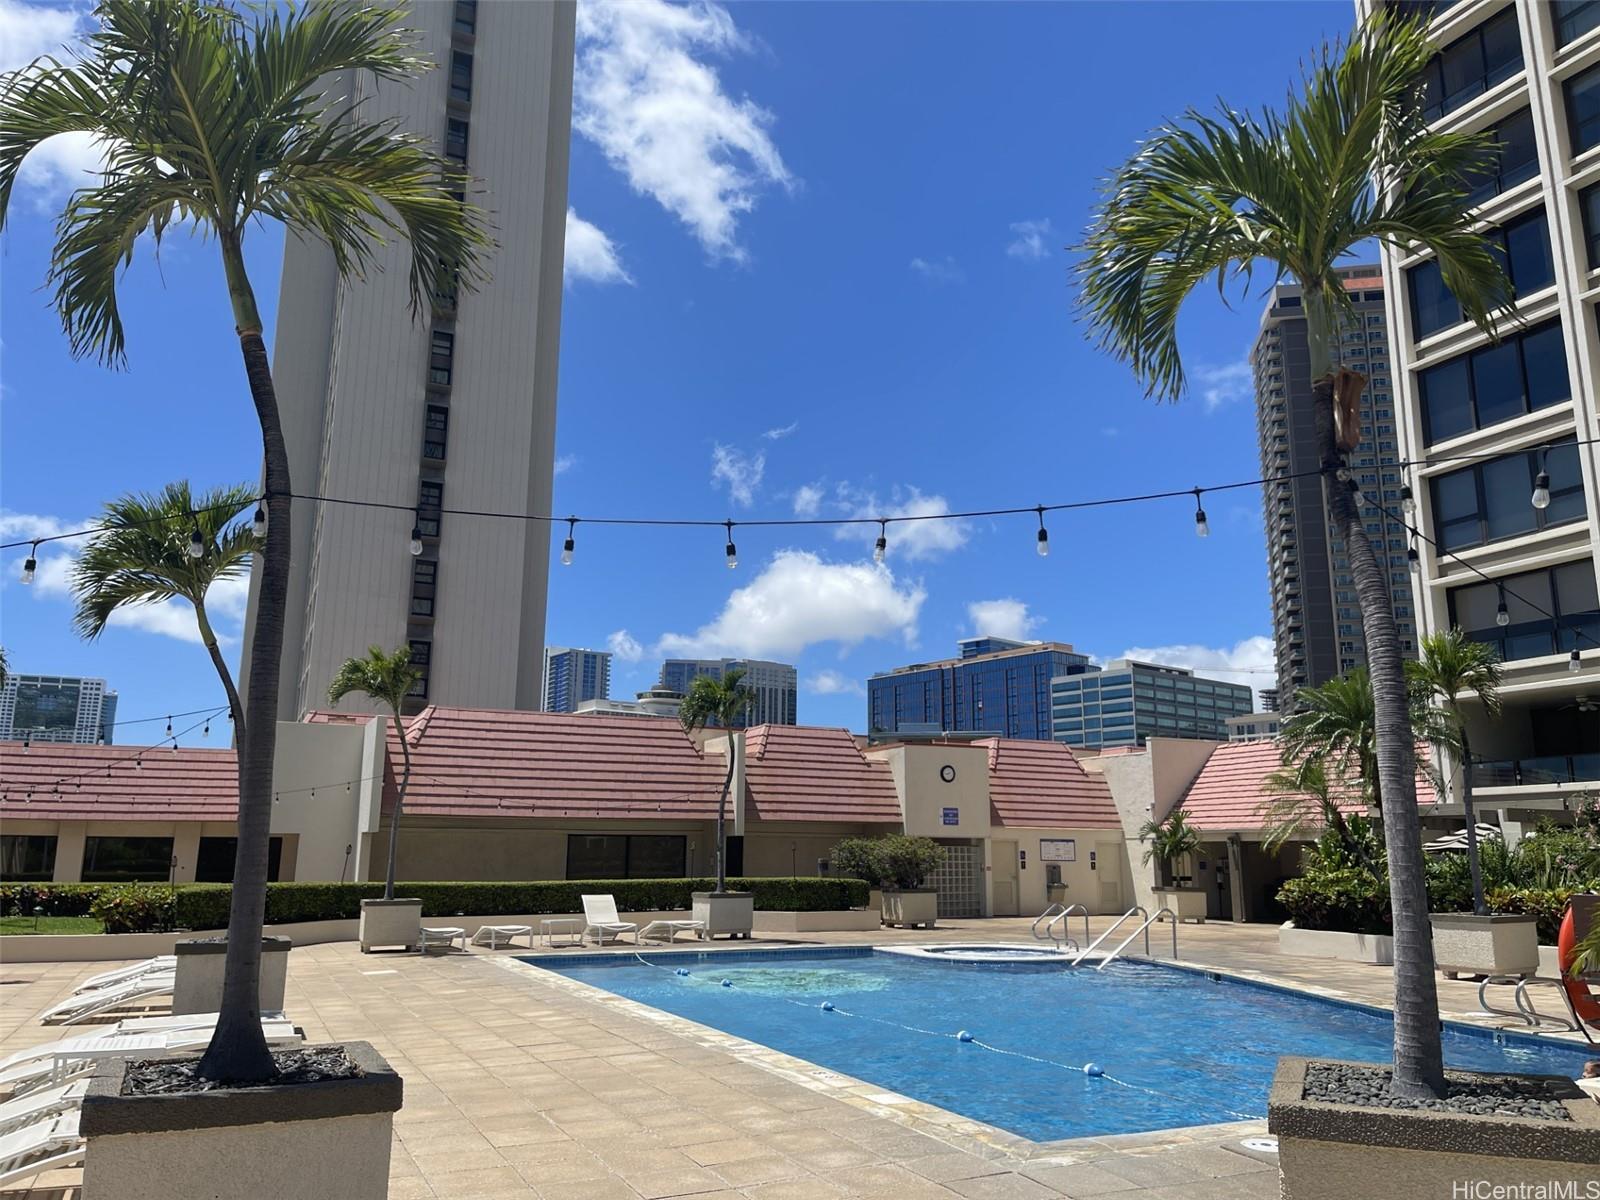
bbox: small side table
[540,918,584,948]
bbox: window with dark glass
[453,0,477,34]
[81,836,175,883]
[1429,440,1586,549]
[449,50,473,103]
[411,558,438,617]
[1567,62,1600,155]
[428,328,454,386]
[1408,207,1553,339]
[422,404,448,461]
[1582,183,1600,270]
[417,480,444,538]
[1418,319,1569,442]
[1449,559,1600,660]
[566,834,687,879]
[1421,8,1523,122]
[445,117,469,163]
[1,835,57,881]
[195,837,282,883]
[1556,0,1600,48]
[1461,109,1539,207]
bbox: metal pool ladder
[1070,905,1179,968]
[1032,903,1088,953]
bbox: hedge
[3,877,871,933]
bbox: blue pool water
[527,947,1595,1143]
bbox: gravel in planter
[1303,1061,1573,1121]
[124,1046,360,1095]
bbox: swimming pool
[527,946,1595,1143]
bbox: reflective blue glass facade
[543,648,610,714]
[868,644,1095,740]
[1050,663,1253,749]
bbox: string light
[724,521,738,570]
[1531,450,1551,510]
[1407,543,1420,576]
[21,542,37,584]
[561,517,576,567]
[1347,478,1367,509]
[165,716,173,738]
[873,520,887,564]
[1399,484,1414,517]
[408,519,424,557]
[251,505,268,537]
[202,719,210,739]
[1192,489,1209,538]
[186,523,205,559]
[1571,649,1583,673]
[1495,584,1510,628]
[1035,507,1049,557]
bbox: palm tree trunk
[385,709,412,902]
[194,602,245,733]
[715,748,734,894]
[1453,704,1486,916]
[197,235,285,1085]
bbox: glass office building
[658,659,797,726]
[0,675,118,745]
[1050,660,1252,749]
[869,641,1096,741]
[542,647,611,714]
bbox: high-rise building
[868,641,1096,741]
[1357,0,1599,822]
[0,675,117,745]
[1257,686,1280,714]
[241,0,575,720]
[1049,660,1252,749]
[1251,267,1418,710]
[543,647,611,714]
[658,660,797,727]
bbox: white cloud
[564,208,633,285]
[710,443,765,507]
[554,454,578,476]
[574,0,791,261]
[791,483,824,518]
[15,131,111,207]
[763,420,799,441]
[805,669,865,698]
[909,255,963,284]
[1194,359,1252,414]
[833,484,968,561]
[0,3,108,208]
[607,629,644,662]
[967,598,1038,643]
[656,550,925,660]
[1115,635,1276,707]
[0,0,79,71]
[1006,217,1055,261]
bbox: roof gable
[975,738,1120,829]
[744,725,900,823]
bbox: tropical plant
[829,837,888,887]
[1279,671,1381,804]
[1260,756,1375,871]
[0,645,8,688]
[1077,14,1511,1096]
[327,647,422,902]
[1137,809,1202,886]
[71,482,258,725]
[1407,628,1503,915]
[874,835,945,890]
[678,668,752,893]
[0,0,489,1082]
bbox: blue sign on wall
[941,807,959,826]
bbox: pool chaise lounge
[582,895,638,945]
[74,957,176,993]
[0,1108,82,1191]
[0,1019,303,1096]
[38,971,176,1026]
[0,1080,87,1137]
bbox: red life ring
[1557,903,1600,1026]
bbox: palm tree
[71,482,258,726]
[1408,629,1503,916]
[1077,15,1510,1097]
[328,647,422,903]
[1136,809,1202,887]
[1260,757,1376,872]
[679,669,753,894]
[1280,670,1381,806]
[0,0,488,1082]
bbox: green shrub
[873,836,945,889]
[829,838,887,887]
[1424,852,1473,913]
[1277,867,1390,934]
[89,885,176,934]
[1486,886,1580,943]
[0,883,108,917]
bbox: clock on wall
[939,764,956,783]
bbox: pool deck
[2,917,1592,1199]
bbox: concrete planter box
[173,936,290,1015]
[692,891,753,939]
[81,1040,402,1200]
[1430,912,1540,979]
[881,888,937,929]
[868,888,885,919]
[753,909,882,933]
[1152,886,1208,923]
[1268,1056,1600,1200]
[358,898,422,953]
[1278,923,1393,964]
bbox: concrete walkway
[0,917,1589,1199]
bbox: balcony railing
[1475,754,1600,788]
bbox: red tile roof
[1179,739,1435,833]
[975,738,1121,829]
[0,742,238,822]
[348,706,729,820]
[743,725,900,823]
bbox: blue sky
[1,0,1355,742]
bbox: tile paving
[0,916,1590,1198]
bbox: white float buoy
[1083,1062,1104,1077]
[956,1030,974,1043]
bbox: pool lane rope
[631,954,1259,1124]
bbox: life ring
[1557,900,1600,1027]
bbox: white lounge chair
[0,1080,87,1136]
[639,919,705,944]
[75,955,176,993]
[419,926,467,953]
[39,970,175,1026]
[1,1020,302,1096]
[581,895,638,945]
[0,1108,82,1190]
[471,925,533,949]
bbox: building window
[195,837,282,883]
[1459,109,1539,208]
[1556,0,1600,45]
[1418,319,1569,443]
[1,835,57,881]
[449,50,473,103]
[1449,560,1599,661]
[1566,62,1600,156]
[1581,183,1600,270]
[429,329,454,387]
[411,558,438,618]
[565,834,687,879]
[81,836,174,883]
[453,0,477,35]
[445,117,469,163]
[1430,439,1586,549]
[417,480,444,539]
[422,404,448,461]
[1408,207,1552,340]
[1421,8,1522,123]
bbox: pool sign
[941,807,959,826]
[1040,839,1077,862]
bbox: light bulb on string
[408,520,424,556]
[1570,649,1583,673]
[21,542,38,584]
[561,517,576,566]
[724,521,738,570]
[1532,450,1551,510]
[202,719,210,739]
[1400,484,1414,517]
[873,520,887,565]
[187,523,205,559]
[1348,479,1366,509]
[1495,585,1510,628]
[252,504,268,538]
[1035,507,1050,557]
[165,716,173,738]
[1407,544,1420,576]
[1192,489,1209,538]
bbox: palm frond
[328,645,419,714]
[678,669,753,733]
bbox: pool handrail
[1095,906,1178,971]
[1032,903,1089,952]
[1031,903,1066,940]
[1071,905,1147,966]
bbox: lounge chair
[39,970,175,1026]
[471,925,533,949]
[75,956,176,993]
[0,1108,82,1190]
[0,1080,87,1136]
[0,1020,302,1096]
[639,919,705,944]
[419,927,467,953]
[581,895,637,945]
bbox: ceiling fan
[1560,694,1598,713]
